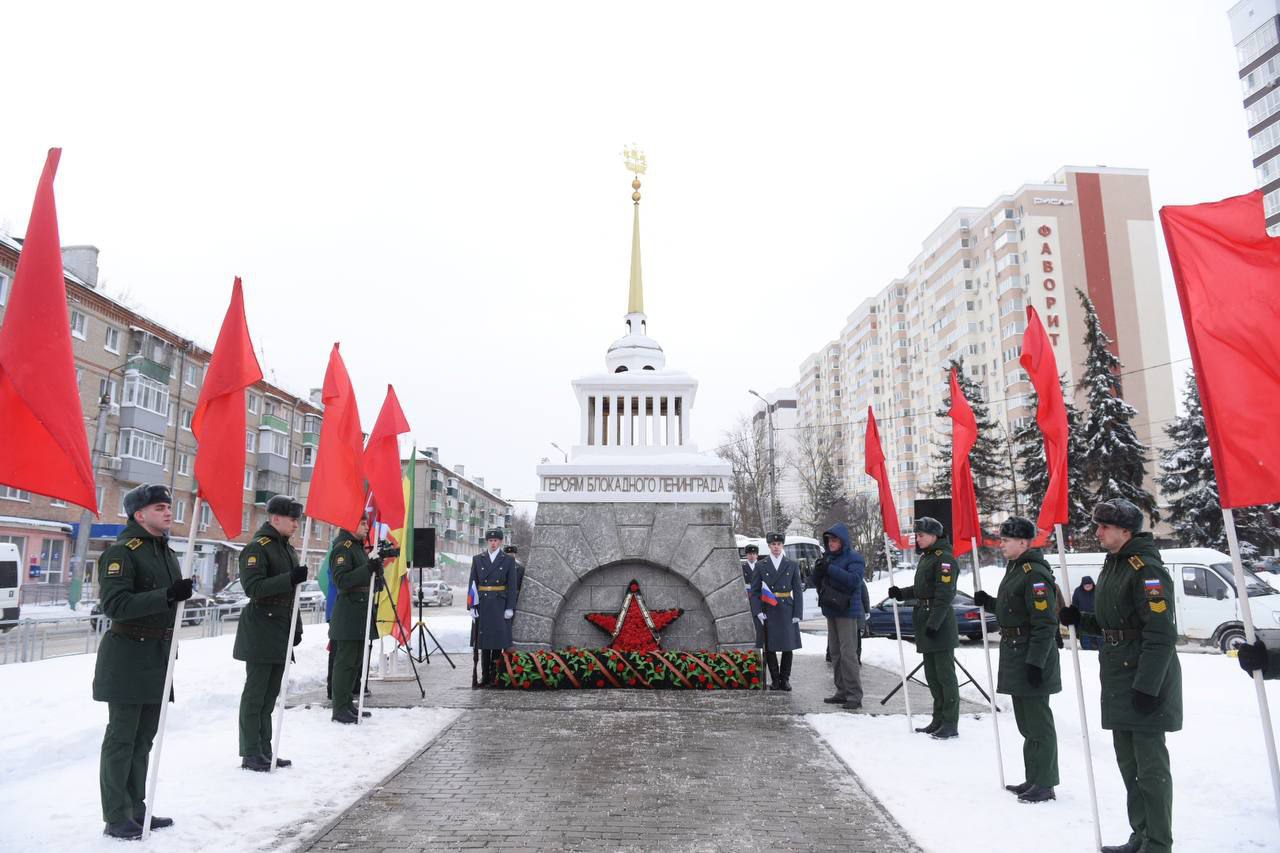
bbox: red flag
[305,344,365,531]
[864,407,908,548]
[1020,306,1069,536]
[948,368,981,556]
[1160,191,1280,509]
[362,385,411,532]
[391,574,412,647]
[191,278,263,538]
[0,150,96,511]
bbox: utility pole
[69,393,111,608]
[749,390,777,534]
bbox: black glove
[369,557,385,576]
[1055,632,1065,649]
[1059,605,1081,627]
[290,565,308,586]
[166,578,194,604]
[925,626,938,639]
[1131,689,1161,716]
[887,586,904,602]
[1238,638,1268,674]
[1025,663,1043,688]
[972,590,995,609]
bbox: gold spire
[622,146,647,315]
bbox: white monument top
[537,150,730,504]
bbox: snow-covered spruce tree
[812,460,843,535]
[1157,371,1279,557]
[1013,377,1093,544]
[1075,289,1158,523]
[930,356,1009,518]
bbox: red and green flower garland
[493,647,763,690]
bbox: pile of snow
[0,629,459,851]
[811,640,1280,852]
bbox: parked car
[415,581,454,607]
[91,592,211,630]
[865,590,998,641]
[1254,556,1280,575]
[297,580,326,611]
[212,579,248,619]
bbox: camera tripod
[406,569,456,668]
[878,654,993,707]
[368,574,427,699]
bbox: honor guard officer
[749,533,804,690]
[741,543,764,647]
[233,495,306,770]
[1061,499,1182,853]
[330,519,382,723]
[973,516,1062,803]
[888,517,960,739]
[469,529,521,685]
[93,484,188,839]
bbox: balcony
[126,355,170,384]
[301,432,320,447]
[260,414,289,433]
[254,489,278,506]
[446,487,459,498]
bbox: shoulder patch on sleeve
[343,540,352,549]
[106,560,123,577]
[257,536,271,546]
[940,562,953,583]
[125,538,142,550]
[247,556,257,567]
[1129,555,1145,571]
[1149,600,1168,614]
[335,555,346,565]
[1023,563,1032,574]
[935,549,943,556]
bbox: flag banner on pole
[948,368,982,556]
[864,406,908,548]
[318,548,336,621]
[0,149,97,512]
[363,385,411,532]
[191,278,263,538]
[1160,190,1280,509]
[305,344,365,531]
[759,580,779,607]
[376,466,413,642]
[468,580,479,610]
[1020,306,1069,537]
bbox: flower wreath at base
[492,647,763,690]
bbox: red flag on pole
[362,385,411,533]
[305,344,366,531]
[191,278,263,538]
[1020,305,1069,536]
[0,150,97,512]
[864,407,908,548]
[948,368,981,556]
[1160,190,1280,509]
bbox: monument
[513,150,755,652]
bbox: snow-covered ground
[0,630,459,852]
[811,637,1280,852]
[17,602,93,622]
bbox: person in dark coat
[469,529,521,685]
[1072,576,1099,650]
[818,523,865,711]
[741,543,764,648]
[749,533,804,690]
[93,484,187,840]
[233,495,305,770]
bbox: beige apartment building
[408,447,513,572]
[1230,0,1280,232]
[795,166,1178,530]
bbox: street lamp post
[550,442,568,463]
[748,390,777,535]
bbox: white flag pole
[267,514,311,774]
[1223,507,1280,828]
[970,536,1006,789]
[883,537,913,729]
[1053,523,1102,850]
[141,495,202,841]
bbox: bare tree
[509,510,535,553]
[788,422,840,536]
[716,415,768,535]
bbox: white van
[0,542,21,630]
[1046,547,1280,652]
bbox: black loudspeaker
[913,499,954,545]
[411,527,436,568]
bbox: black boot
[240,754,271,772]
[1005,781,1033,795]
[914,720,940,734]
[1017,784,1056,803]
[103,818,143,839]
[776,677,792,692]
[1100,842,1143,853]
[134,814,174,830]
[929,723,959,740]
[265,755,292,768]
[332,708,358,725]
[823,695,848,704]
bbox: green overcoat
[994,548,1062,697]
[232,522,303,663]
[92,522,183,703]
[328,530,376,643]
[1078,533,1182,731]
[912,546,959,653]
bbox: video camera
[376,540,401,561]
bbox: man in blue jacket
[816,523,866,710]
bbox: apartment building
[795,166,1177,530]
[748,387,804,533]
[1230,0,1280,231]
[0,238,332,593]
[408,447,513,566]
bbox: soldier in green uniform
[888,517,960,739]
[233,495,306,771]
[1238,638,1280,679]
[1061,499,1182,853]
[92,484,190,839]
[329,519,384,724]
[973,516,1062,804]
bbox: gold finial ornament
[622,145,647,175]
[622,146,646,315]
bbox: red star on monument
[585,579,683,652]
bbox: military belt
[255,594,294,607]
[478,585,507,592]
[773,592,793,599]
[1101,628,1142,644]
[349,585,369,593]
[110,622,173,641]
[1001,625,1032,638]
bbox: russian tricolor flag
[467,580,479,609]
[760,580,779,607]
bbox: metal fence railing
[0,600,328,665]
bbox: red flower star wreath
[584,579,683,652]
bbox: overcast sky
[0,1,1253,508]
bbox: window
[1,486,31,501]
[264,398,278,417]
[1253,117,1280,158]
[95,486,106,511]
[167,401,176,427]
[1247,86,1280,128]
[69,309,87,340]
[174,500,186,523]
[49,497,67,508]
[119,429,165,465]
[99,377,118,404]
[246,392,260,414]
[180,408,193,431]
[260,430,288,458]
[246,430,257,453]
[293,414,303,432]
[1239,20,1279,67]
[0,534,25,561]
[183,364,198,387]
[244,467,254,490]
[0,271,10,305]
[177,452,191,476]
[122,372,170,416]
[1258,152,1280,187]
[242,508,251,532]
[198,503,211,532]
[1181,565,1229,600]
[104,326,120,353]
[301,445,316,466]
[39,538,64,584]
